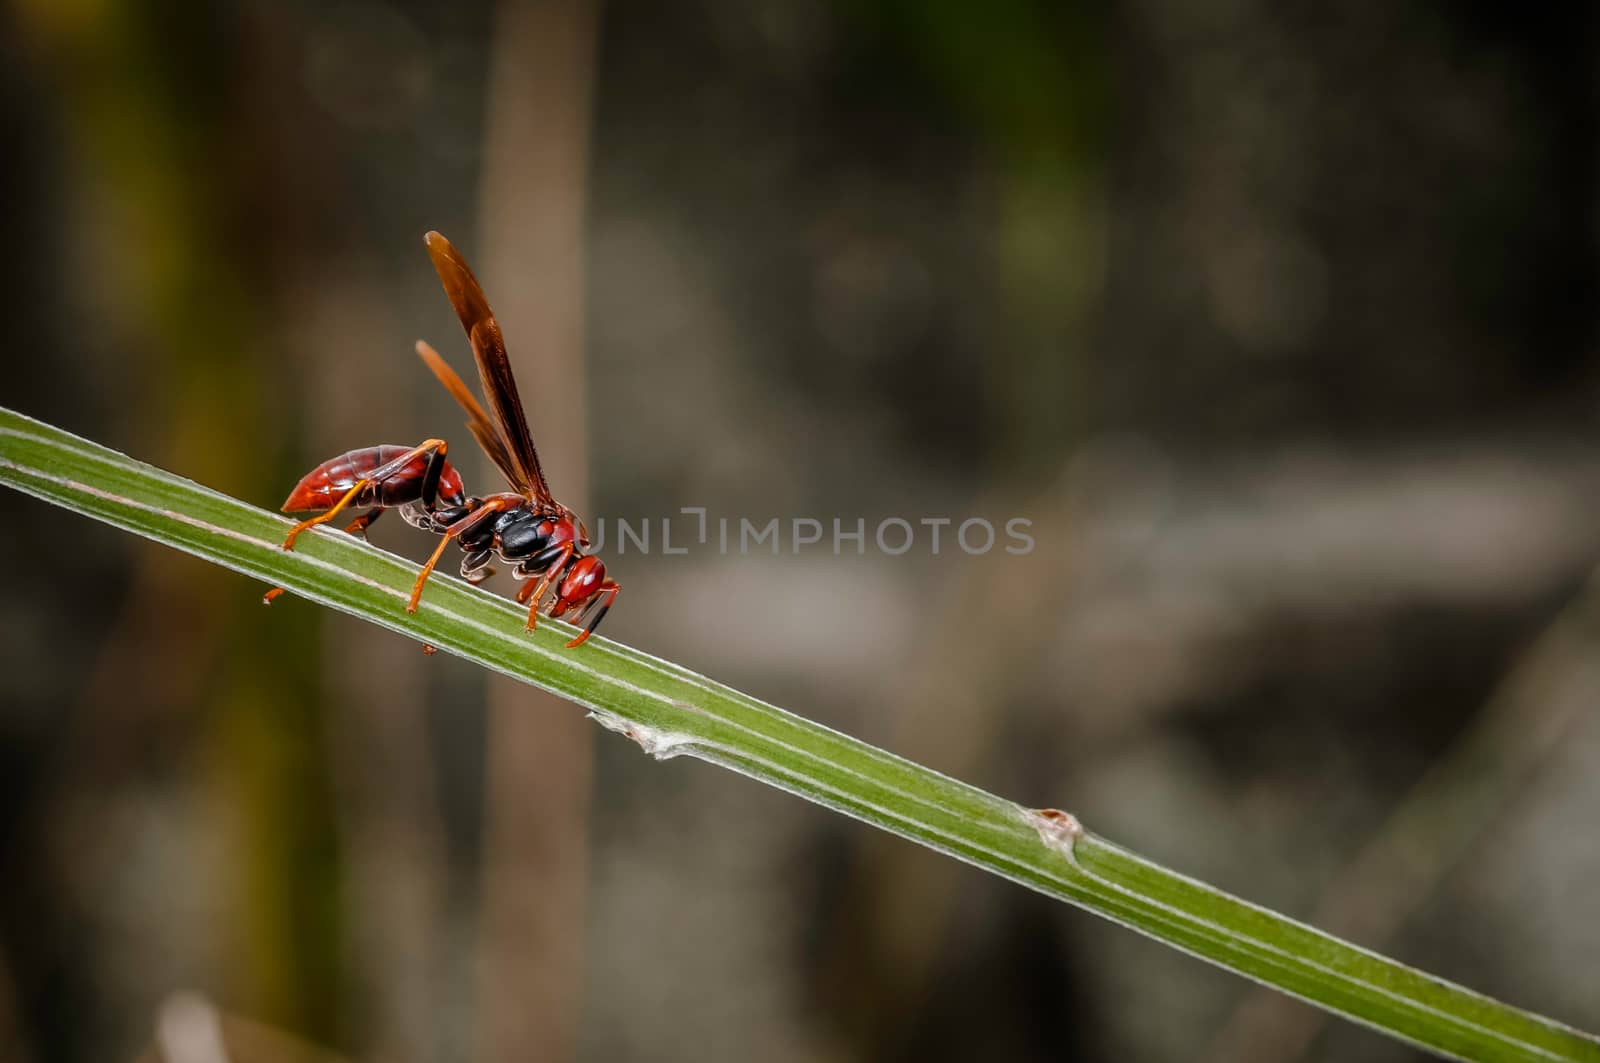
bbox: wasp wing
[422,230,554,505]
[414,340,526,492]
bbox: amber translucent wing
[422,230,553,505]
[414,340,525,492]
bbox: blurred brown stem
[473,3,600,1062]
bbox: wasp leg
[262,507,386,602]
[461,548,496,584]
[522,543,575,633]
[565,580,619,649]
[407,497,518,613]
[344,508,384,539]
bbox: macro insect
[275,231,619,648]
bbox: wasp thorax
[496,510,556,557]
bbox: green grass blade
[2,405,1595,1062]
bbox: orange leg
[281,438,448,550]
[566,581,619,649]
[406,497,518,613]
[343,508,383,538]
[522,542,575,632]
[263,509,384,602]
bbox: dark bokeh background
[3,2,1599,1061]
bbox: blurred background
[3,1,1599,1060]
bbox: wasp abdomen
[280,444,467,513]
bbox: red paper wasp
[275,231,618,648]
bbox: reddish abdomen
[281,445,460,512]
